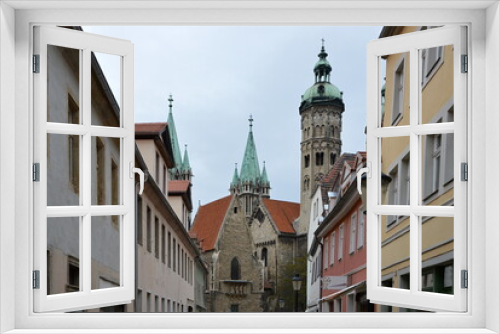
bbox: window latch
[130,162,145,195]
[356,163,371,195]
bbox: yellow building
[378,26,455,311]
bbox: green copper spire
[239,115,261,184]
[231,163,240,188]
[182,144,191,172]
[167,94,183,173]
[261,161,270,185]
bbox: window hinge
[33,163,40,182]
[461,54,468,73]
[461,270,468,289]
[461,162,468,181]
[33,270,40,289]
[33,54,40,73]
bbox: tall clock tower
[298,42,345,233]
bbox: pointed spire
[239,116,261,184]
[167,94,183,175]
[231,163,240,188]
[182,144,191,172]
[261,161,270,185]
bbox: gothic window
[330,153,336,165]
[261,248,268,267]
[329,125,335,137]
[231,257,241,280]
[316,152,324,166]
[304,155,310,168]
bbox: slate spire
[167,94,183,175]
[239,115,261,184]
[230,163,240,190]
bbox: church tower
[167,94,192,181]
[229,116,271,217]
[299,42,344,229]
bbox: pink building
[314,152,374,312]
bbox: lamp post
[292,274,302,312]
[279,299,285,312]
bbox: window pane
[421,134,454,206]
[380,52,410,127]
[47,133,81,206]
[91,52,121,127]
[47,45,81,124]
[91,216,121,290]
[47,217,80,295]
[91,137,121,206]
[420,45,453,125]
[421,216,454,294]
[381,215,410,290]
[380,136,410,209]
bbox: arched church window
[330,153,336,165]
[231,257,241,280]
[330,125,335,137]
[316,152,324,166]
[305,155,310,168]
[261,248,268,267]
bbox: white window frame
[338,224,344,261]
[33,26,135,312]
[330,231,335,266]
[349,212,357,254]
[367,26,467,312]
[323,236,329,270]
[357,207,364,249]
[0,2,497,334]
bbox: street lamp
[279,299,285,312]
[292,274,302,312]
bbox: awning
[320,281,366,302]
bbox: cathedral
[190,117,304,312]
[190,43,342,312]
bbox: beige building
[135,122,199,313]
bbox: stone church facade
[299,44,345,232]
[191,120,304,312]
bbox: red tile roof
[168,180,190,194]
[262,198,299,234]
[135,122,167,135]
[320,153,357,204]
[190,195,232,251]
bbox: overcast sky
[83,26,382,214]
